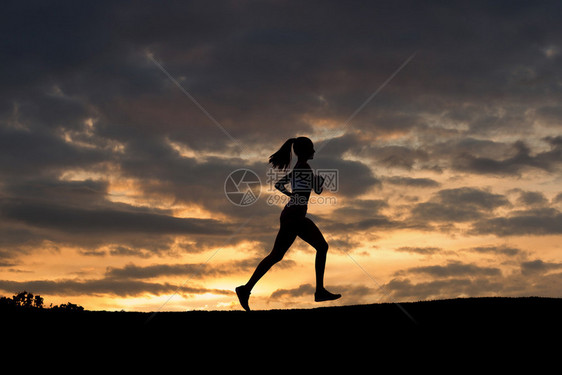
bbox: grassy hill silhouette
[7,296,561,339]
[5,296,561,366]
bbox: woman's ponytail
[269,138,295,170]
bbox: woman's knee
[316,241,328,254]
[267,248,286,263]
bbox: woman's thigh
[271,221,298,258]
[296,217,328,250]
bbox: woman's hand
[314,175,324,194]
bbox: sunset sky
[2,0,562,312]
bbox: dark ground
[5,297,560,367]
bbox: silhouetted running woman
[236,137,341,311]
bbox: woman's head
[269,136,315,170]
[293,137,315,160]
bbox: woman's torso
[282,162,312,218]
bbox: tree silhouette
[0,291,82,312]
[51,302,84,312]
[34,295,44,309]
[12,291,42,308]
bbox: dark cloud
[467,245,523,257]
[270,284,315,299]
[520,259,562,276]
[108,245,161,259]
[106,263,216,280]
[322,214,401,234]
[0,127,107,178]
[0,257,292,298]
[0,187,245,261]
[313,135,382,196]
[317,198,401,236]
[3,0,560,193]
[0,278,231,298]
[360,144,430,171]
[3,0,562,139]
[0,224,43,251]
[521,272,562,297]
[410,187,510,223]
[0,198,227,236]
[104,258,268,280]
[322,234,365,253]
[384,255,562,300]
[451,139,562,176]
[395,247,442,255]
[2,179,109,206]
[536,106,562,127]
[384,176,440,188]
[384,277,504,301]
[516,190,549,207]
[331,199,389,218]
[398,261,502,278]
[471,207,562,236]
